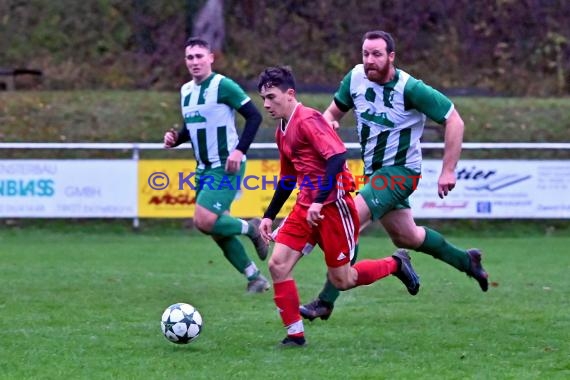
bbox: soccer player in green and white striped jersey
[300,30,489,321]
[164,37,270,293]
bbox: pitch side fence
[1,142,569,227]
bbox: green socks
[211,216,261,280]
[318,277,341,305]
[210,214,248,237]
[416,227,470,272]
[317,228,471,306]
[214,236,252,275]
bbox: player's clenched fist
[163,128,178,148]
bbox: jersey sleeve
[218,77,251,110]
[333,71,354,110]
[403,78,454,124]
[302,115,347,159]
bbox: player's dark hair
[257,66,296,92]
[185,37,210,50]
[363,30,395,54]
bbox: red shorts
[273,194,360,268]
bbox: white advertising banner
[0,159,568,219]
[410,160,570,218]
[0,160,137,217]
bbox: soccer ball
[161,303,203,344]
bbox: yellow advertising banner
[138,159,364,218]
[138,160,197,218]
[231,159,293,218]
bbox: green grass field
[1,227,569,380]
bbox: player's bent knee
[391,233,423,249]
[386,223,425,249]
[328,275,352,291]
[194,218,214,235]
[193,210,219,233]
[268,257,290,282]
[391,235,413,248]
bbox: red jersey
[275,104,355,206]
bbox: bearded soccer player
[300,30,489,322]
[257,66,420,347]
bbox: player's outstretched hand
[259,218,275,243]
[164,128,178,148]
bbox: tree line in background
[1,0,568,96]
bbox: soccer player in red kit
[257,66,420,347]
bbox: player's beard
[364,61,391,83]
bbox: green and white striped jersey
[335,64,454,175]
[180,73,251,170]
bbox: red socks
[273,259,398,338]
[353,257,398,286]
[273,279,304,337]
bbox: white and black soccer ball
[161,303,203,344]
